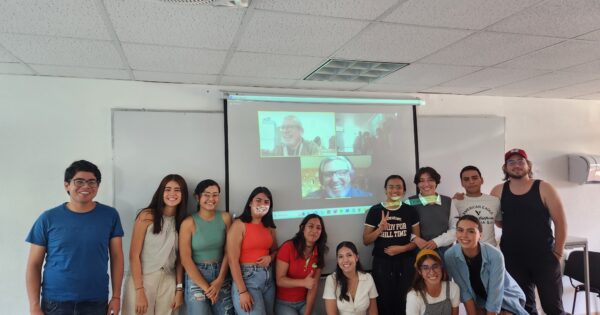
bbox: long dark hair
[290,214,328,268]
[141,174,189,234]
[334,241,364,302]
[237,186,276,228]
[411,251,449,300]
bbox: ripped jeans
[184,262,234,315]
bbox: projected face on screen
[303,156,373,199]
[259,111,335,157]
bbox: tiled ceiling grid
[2,0,600,99]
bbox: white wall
[1,75,599,314]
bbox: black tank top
[500,180,554,254]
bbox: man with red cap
[491,149,567,314]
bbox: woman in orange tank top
[227,187,278,315]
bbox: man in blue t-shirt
[26,160,124,315]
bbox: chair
[563,250,600,314]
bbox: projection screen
[226,95,419,273]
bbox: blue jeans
[41,299,107,315]
[232,265,275,315]
[185,262,235,315]
[275,298,316,315]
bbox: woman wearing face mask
[227,187,278,315]
[406,249,460,315]
[363,175,420,315]
[179,179,234,315]
[275,214,328,315]
[323,241,378,315]
[122,174,188,315]
[444,215,527,315]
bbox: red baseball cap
[504,148,528,161]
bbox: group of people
[26,147,568,315]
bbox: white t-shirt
[406,281,460,315]
[451,194,500,246]
[323,272,378,315]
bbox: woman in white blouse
[323,241,378,315]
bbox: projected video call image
[336,113,403,157]
[259,111,336,157]
[300,155,373,199]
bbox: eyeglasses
[419,264,441,273]
[322,169,350,178]
[71,179,99,187]
[201,193,220,199]
[506,158,526,166]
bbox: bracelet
[239,290,248,295]
[176,288,183,292]
[111,296,120,300]
[135,287,144,291]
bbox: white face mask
[389,196,402,201]
[253,205,269,215]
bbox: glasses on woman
[419,263,441,273]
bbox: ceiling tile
[31,64,130,80]
[529,79,600,98]
[489,0,600,38]
[421,86,489,95]
[255,0,398,20]
[497,40,600,70]
[0,46,18,62]
[105,0,244,49]
[123,43,227,74]
[475,86,539,97]
[133,71,218,84]
[439,68,549,88]
[0,34,123,68]
[578,29,600,41]
[359,83,424,93]
[292,80,366,91]
[237,11,368,57]
[484,71,600,96]
[384,0,540,30]
[0,0,111,40]
[0,62,33,75]
[220,76,296,88]
[420,32,562,66]
[335,23,473,63]
[224,52,323,79]
[562,59,600,73]
[376,63,481,88]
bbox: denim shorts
[185,262,234,315]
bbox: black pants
[503,250,565,315]
[371,255,415,315]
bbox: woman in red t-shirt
[275,214,328,315]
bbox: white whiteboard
[112,109,226,272]
[417,116,505,196]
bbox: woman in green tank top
[179,179,234,315]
